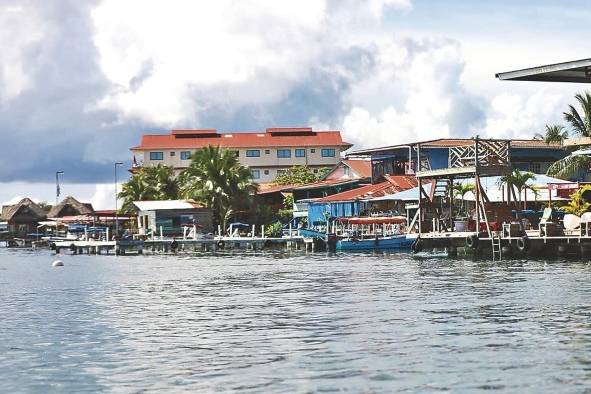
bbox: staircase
[430,179,452,200]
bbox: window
[277,169,286,175]
[170,151,176,157]
[251,169,260,179]
[295,148,306,157]
[321,148,335,157]
[265,149,270,154]
[310,149,316,153]
[234,150,240,158]
[181,151,191,160]
[150,152,164,160]
[277,149,291,158]
[264,169,269,175]
[313,169,319,174]
[246,150,260,157]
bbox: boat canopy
[335,216,406,225]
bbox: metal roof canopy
[496,58,591,83]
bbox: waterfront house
[48,196,94,219]
[306,175,417,228]
[133,200,213,236]
[347,138,568,183]
[131,127,352,184]
[0,198,46,235]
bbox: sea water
[1,248,591,392]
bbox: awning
[496,58,591,83]
[335,216,406,225]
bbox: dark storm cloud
[0,0,149,183]
[196,45,377,130]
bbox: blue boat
[333,216,412,251]
[336,234,413,251]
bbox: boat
[333,216,413,251]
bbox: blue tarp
[308,201,360,226]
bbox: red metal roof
[383,175,417,190]
[343,159,372,178]
[317,175,417,202]
[256,184,297,195]
[132,128,352,150]
[292,179,360,191]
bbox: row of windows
[150,151,192,160]
[149,148,337,161]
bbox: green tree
[534,124,568,144]
[276,193,294,223]
[273,165,324,185]
[118,164,179,213]
[178,145,253,229]
[497,170,537,209]
[452,182,474,215]
[143,165,179,200]
[560,185,591,216]
[547,154,591,180]
[564,91,591,137]
[547,92,591,179]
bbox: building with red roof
[131,127,352,183]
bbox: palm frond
[547,154,591,180]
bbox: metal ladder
[491,234,502,261]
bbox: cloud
[0,0,584,199]
[368,0,412,18]
[342,38,486,149]
[483,89,566,139]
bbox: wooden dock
[48,235,306,255]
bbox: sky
[0,0,588,209]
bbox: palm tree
[564,91,591,137]
[547,154,591,180]
[117,165,179,213]
[178,145,254,230]
[452,182,474,215]
[143,164,179,200]
[534,124,568,144]
[547,92,591,179]
[497,170,537,209]
[118,172,156,213]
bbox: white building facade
[131,127,352,183]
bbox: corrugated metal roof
[348,138,562,156]
[343,159,372,178]
[369,174,570,202]
[133,200,205,211]
[317,175,417,202]
[293,179,360,191]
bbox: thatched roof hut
[48,196,94,218]
[1,198,47,234]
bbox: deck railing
[448,140,510,169]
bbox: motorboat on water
[332,216,413,251]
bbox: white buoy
[52,260,64,267]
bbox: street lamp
[55,171,64,206]
[114,162,123,236]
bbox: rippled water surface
[2,248,591,393]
